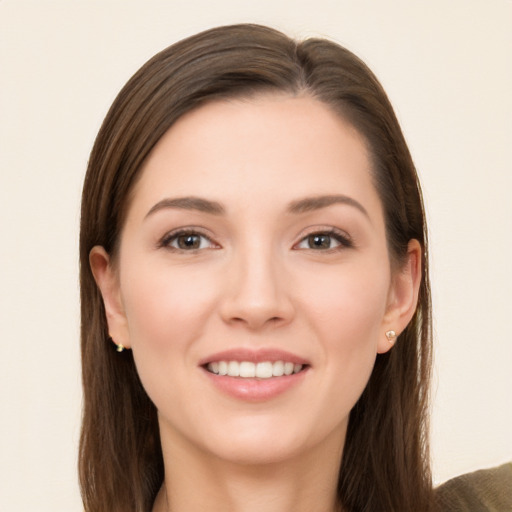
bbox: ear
[377,239,422,354]
[89,246,131,350]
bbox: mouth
[204,360,306,379]
[199,348,309,400]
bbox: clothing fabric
[436,462,512,511]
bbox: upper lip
[198,348,309,366]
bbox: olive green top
[436,462,512,511]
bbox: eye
[294,230,352,251]
[160,230,218,251]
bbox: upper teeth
[207,361,303,378]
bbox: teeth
[227,361,239,377]
[206,360,304,378]
[284,362,294,375]
[273,360,284,377]
[218,361,228,376]
[254,362,270,378]
[239,361,256,377]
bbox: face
[92,94,419,467]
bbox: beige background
[1,1,511,510]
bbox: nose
[219,247,295,330]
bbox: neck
[153,426,344,512]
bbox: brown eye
[297,233,341,250]
[161,230,216,251]
[176,234,202,249]
[307,234,333,249]
[294,230,352,251]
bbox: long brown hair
[79,24,434,511]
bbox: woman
[79,24,434,511]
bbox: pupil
[178,234,200,249]
[309,234,330,249]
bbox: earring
[385,330,397,344]
[109,336,126,352]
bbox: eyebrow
[287,194,369,218]
[145,194,368,219]
[145,196,225,218]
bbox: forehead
[129,93,381,220]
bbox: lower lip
[201,367,308,402]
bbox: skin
[91,94,421,512]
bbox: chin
[207,437,306,467]
[196,415,336,467]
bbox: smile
[200,349,309,400]
[206,361,304,378]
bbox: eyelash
[159,228,218,252]
[158,227,353,252]
[293,228,353,252]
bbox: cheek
[118,259,221,403]
[299,257,390,344]
[299,259,390,401]
[121,260,218,348]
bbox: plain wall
[1,1,511,510]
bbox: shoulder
[435,462,512,511]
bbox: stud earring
[385,330,397,344]
[109,336,126,353]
